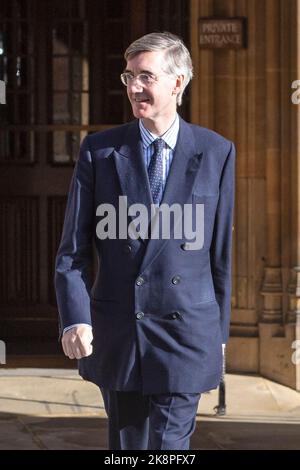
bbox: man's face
[125,50,179,124]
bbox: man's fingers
[82,343,93,356]
[62,337,73,359]
[77,337,93,358]
[62,340,76,359]
[73,346,83,360]
[69,342,92,359]
[78,329,93,357]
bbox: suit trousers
[100,388,201,450]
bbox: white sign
[0,80,6,104]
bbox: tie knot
[153,138,165,155]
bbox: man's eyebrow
[123,69,155,75]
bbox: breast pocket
[192,191,219,199]
[192,192,219,215]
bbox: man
[55,32,235,450]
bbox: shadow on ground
[1,412,300,450]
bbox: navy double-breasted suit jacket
[55,116,235,394]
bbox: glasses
[120,72,164,87]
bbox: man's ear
[172,74,184,95]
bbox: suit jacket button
[123,244,132,253]
[136,276,145,286]
[172,275,181,285]
[172,311,182,320]
[136,311,144,320]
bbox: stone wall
[190,0,300,389]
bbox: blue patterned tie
[148,138,165,205]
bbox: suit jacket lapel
[113,121,152,241]
[139,118,204,273]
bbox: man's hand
[62,325,93,360]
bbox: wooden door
[0,0,189,366]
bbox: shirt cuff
[63,323,92,335]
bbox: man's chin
[132,109,151,119]
[131,102,152,117]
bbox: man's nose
[128,78,144,93]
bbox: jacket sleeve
[210,141,236,343]
[55,136,94,338]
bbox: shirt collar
[139,114,179,151]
